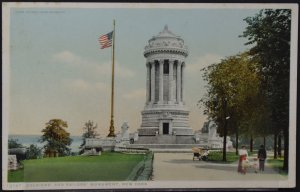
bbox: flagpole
[108,19,116,137]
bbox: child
[252,157,259,173]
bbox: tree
[241,9,291,170]
[40,119,72,157]
[80,120,99,150]
[8,138,23,149]
[26,144,42,159]
[199,52,261,161]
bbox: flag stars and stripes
[99,31,113,49]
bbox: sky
[6,5,262,136]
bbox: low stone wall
[115,146,149,154]
[85,138,116,151]
[8,148,27,162]
[126,152,154,181]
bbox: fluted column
[146,63,150,104]
[150,62,155,104]
[159,60,164,104]
[169,60,174,103]
[176,62,182,103]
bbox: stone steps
[130,143,206,150]
[135,135,197,145]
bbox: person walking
[238,145,248,174]
[257,145,267,172]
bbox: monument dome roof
[144,25,188,57]
[156,25,179,38]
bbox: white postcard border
[2,2,298,190]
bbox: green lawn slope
[8,152,146,182]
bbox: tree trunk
[278,133,282,158]
[222,122,227,162]
[263,136,266,148]
[250,135,253,152]
[235,127,239,156]
[283,128,289,171]
[222,99,228,162]
[274,133,278,159]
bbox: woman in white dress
[238,145,248,174]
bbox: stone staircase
[176,136,196,144]
[157,135,176,144]
[134,135,177,144]
[130,143,205,149]
[135,135,196,144]
[131,135,207,150]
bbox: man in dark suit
[257,145,267,171]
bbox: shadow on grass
[163,152,239,165]
[267,158,288,176]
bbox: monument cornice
[146,53,186,62]
[144,48,188,57]
[141,109,190,115]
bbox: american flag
[98,31,113,49]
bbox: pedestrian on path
[238,145,249,174]
[252,157,259,173]
[257,144,267,172]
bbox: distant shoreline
[8,134,82,152]
[8,134,82,137]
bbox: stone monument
[138,25,193,137]
[115,122,130,146]
[84,26,207,151]
[8,155,18,170]
[199,120,233,149]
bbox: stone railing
[85,138,116,151]
[126,152,154,181]
[115,146,149,154]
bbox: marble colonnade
[145,60,185,105]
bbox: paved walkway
[152,153,287,181]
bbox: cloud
[53,50,135,78]
[96,62,135,78]
[64,79,108,92]
[123,88,146,99]
[186,53,223,74]
[53,50,86,66]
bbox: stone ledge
[126,152,154,181]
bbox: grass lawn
[8,152,146,182]
[267,158,288,176]
[207,150,258,164]
[207,151,239,163]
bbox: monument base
[139,109,193,136]
[134,135,197,144]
